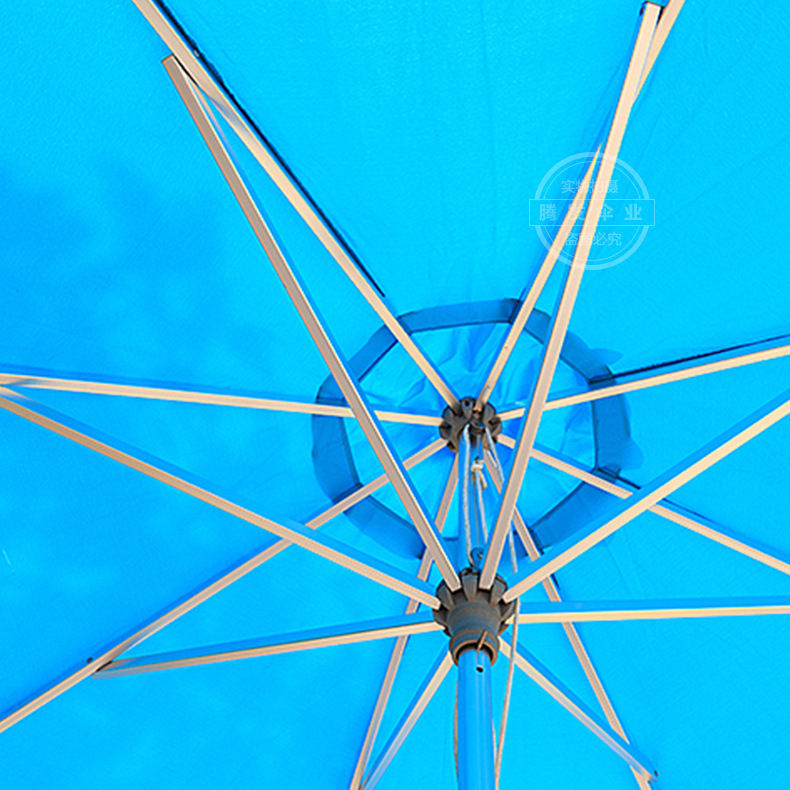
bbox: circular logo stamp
[530,152,653,270]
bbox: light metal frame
[474,150,599,411]
[17,3,773,790]
[0,540,291,733]
[97,612,441,677]
[503,637,656,782]
[131,0,459,410]
[163,56,460,592]
[362,651,454,790]
[505,388,790,601]
[0,366,442,425]
[307,439,446,530]
[484,445,648,789]
[0,436,442,731]
[515,597,790,624]
[0,386,439,608]
[532,444,790,579]
[349,456,458,789]
[638,0,686,96]
[545,335,790,411]
[475,0,684,413]
[480,2,663,590]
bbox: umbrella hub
[313,301,632,559]
[433,568,515,665]
[439,398,502,453]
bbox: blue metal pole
[457,649,496,790]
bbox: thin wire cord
[461,425,474,566]
[484,425,499,459]
[471,453,489,543]
[507,528,519,577]
[484,429,505,487]
[484,439,518,572]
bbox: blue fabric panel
[3,1,790,788]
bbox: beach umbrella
[3,1,790,788]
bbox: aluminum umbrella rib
[545,334,790,410]
[514,597,790,624]
[0,541,294,733]
[484,446,647,790]
[505,387,790,602]
[0,422,440,735]
[349,456,458,789]
[96,612,441,677]
[480,2,662,589]
[164,56,460,592]
[362,650,454,790]
[0,387,439,609]
[503,638,656,782]
[474,151,598,411]
[475,0,684,412]
[0,366,441,425]
[532,444,790,579]
[130,0,458,410]
[307,439,446,530]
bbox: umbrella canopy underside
[2,1,790,788]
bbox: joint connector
[433,568,515,664]
[439,398,502,453]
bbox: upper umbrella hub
[313,301,630,559]
[439,398,502,453]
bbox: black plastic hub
[439,398,502,453]
[433,569,515,665]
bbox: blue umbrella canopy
[3,1,790,788]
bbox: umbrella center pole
[440,398,501,568]
[437,400,510,788]
[434,571,515,790]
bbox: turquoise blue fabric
[2,1,790,788]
